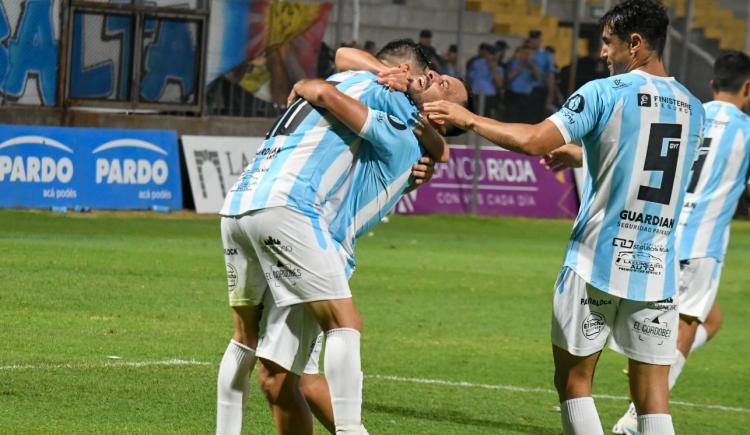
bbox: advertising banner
[181,135,264,213]
[394,145,579,218]
[0,125,181,210]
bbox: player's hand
[411,156,436,185]
[423,100,475,130]
[540,144,583,171]
[377,67,410,92]
[287,79,328,106]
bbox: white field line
[1,359,748,414]
[365,374,750,414]
[0,359,210,371]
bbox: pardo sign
[93,139,169,185]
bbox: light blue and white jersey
[549,70,705,301]
[326,108,425,276]
[220,71,420,218]
[677,101,750,262]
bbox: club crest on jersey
[638,93,652,107]
[564,94,585,113]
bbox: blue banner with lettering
[0,0,61,106]
[0,125,182,209]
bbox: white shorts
[220,207,351,307]
[551,267,678,365]
[256,291,323,376]
[678,257,721,322]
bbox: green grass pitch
[1,209,749,434]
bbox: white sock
[216,340,256,435]
[668,351,687,390]
[638,414,675,435]
[690,324,708,353]
[324,328,362,434]
[560,397,603,435]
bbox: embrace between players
[215,1,750,434]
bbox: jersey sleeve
[358,108,420,161]
[547,80,604,144]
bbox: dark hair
[419,29,432,39]
[448,44,458,53]
[376,39,430,71]
[712,51,750,93]
[599,0,669,57]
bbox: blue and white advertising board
[0,125,181,210]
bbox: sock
[216,340,256,435]
[667,351,687,390]
[560,397,604,435]
[324,328,362,434]
[690,324,708,353]
[638,414,675,435]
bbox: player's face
[600,25,631,76]
[408,70,468,108]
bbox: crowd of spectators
[320,29,608,125]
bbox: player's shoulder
[326,70,377,84]
[704,101,750,132]
[572,73,640,104]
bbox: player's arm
[541,143,583,172]
[335,47,388,74]
[427,81,601,157]
[424,100,565,156]
[288,79,448,162]
[289,79,368,131]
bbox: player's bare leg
[301,373,335,434]
[627,359,673,434]
[692,303,723,352]
[258,359,314,435]
[552,345,604,435]
[677,314,699,357]
[306,298,365,434]
[217,305,261,435]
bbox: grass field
[1,209,749,434]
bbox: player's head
[407,72,471,136]
[598,0,669,75]
[710,51,750,106]
[376,39,430,74]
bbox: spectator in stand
[558,39,608,99]
[527,30,557,121]
[442,44,461,78]
[505,40,541,123]
[466,43,504,118]
[363,40,377,56]
[418,29,445,71]
[495,40,509,68]
[545,46,564,110]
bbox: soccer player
[216,52,468,435]
[423,1,704,434]
[278,44,457,433]
[607,50,750,434]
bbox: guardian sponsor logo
[0,136,75,184]
[93,139,169,185]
